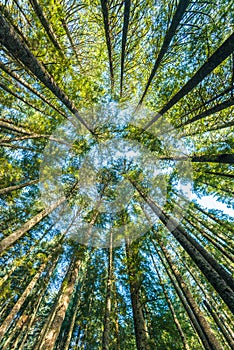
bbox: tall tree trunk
[182,96,234,126]
[0,179,38,196]
[173,190,234,234]
[29,0,64,53]
[125,238,150,350]
[144,32,234,130]
[192,153,234,164]
[120,0,131,97]
[0,81,46,114]
[138,0,190,105]
[39,256,81,350]
[131,180,234,313]
[150,241,213,350]
[0,196,66,253]
[0,262,46,339]
[63,278,86,350]
[0,61,67,118]
[160,242,223,350]
[203,300,234,349]
[102,231,113,350]
[100,0,115,92]
[152,238,223,350]
[149,248,190,350]
[0,10,93,134]
[18,256,60,350]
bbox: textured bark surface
[102,232,113,350]
[0,11,93,133]
[0,197,66,253]
[160,242,223,350]
[144,32,234,130]
[153,243,213,350]
[0,263,45,339]
[125,239,150,350]
[39,258,81,350]
[150,250,191,350]
[0,179,38,195]
[139,0,190,105]
[132,181,234,313]
[0,61,67,118]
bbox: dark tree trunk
[125,238,150,350]
[138,0,190,105]
[0,11,93,134]
[144,32,234,130]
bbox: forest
[0,0,234,349]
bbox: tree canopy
[0,0,234,349]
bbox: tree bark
[0,196,66,253]
[0,61,67,118]
[120,0,131,97]
[102,231,113,350]
[144,32,234,130]
[153,238,223,350]
[138,0,190,105]
[203,300,234,350]
[0,179,38,195]
[131,180,234,313]
[100,0,115,92]
[125,238,150,350]
[150,248,191,350]
[0,263,45,339]
[39,257,81,350]
[29,0,64,53]
[0,10,93,134]
[182,97,234,126]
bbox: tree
[0,1,234,349]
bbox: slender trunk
[144,32,234,130]
[125,238,150,350]
[18,256,60,350]
[0,10,93,134]
[170,199,234,260]
[114,296,121,350]
[192,153,234,164]
[39,257,81,350]
[182,97,234,126]
[0,179,38,195]
[131,180,234,313]
[180,84,234,120]
[153,238,223,350]
[161,246,223,350]
[204,171,234,179]
[60,17,81,66]
[102,231,113,350]
[1,304,29,350]
[150,249,190,350]
[174,190,234,234]
[151,241,213,350]
[0,81,46,114]
[120,0,131,97]
[0,61,67,118]
[151,153,234,164]
[0,263,45,338]
[138,0,190,105]
[100,0,114,92]
[0,118,32,135]
[203,300,234,350]
[63,280,85,350]
[29,0,64,53]
[0,196,66,253]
